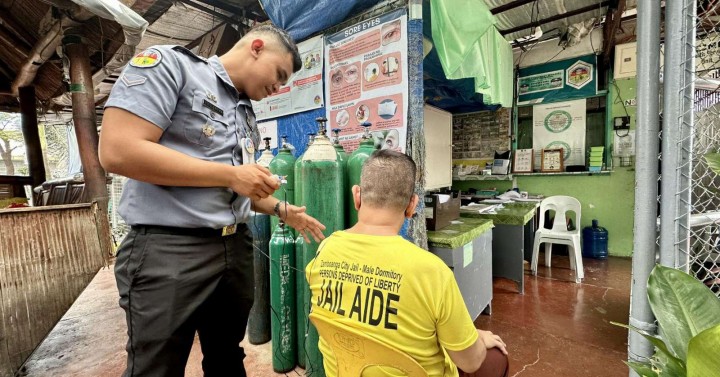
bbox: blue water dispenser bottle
[582,219,608,259]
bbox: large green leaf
[648,265,720,361]
[612,322,685,374]
[687,324,720,377]
[625,361,658,377]
[655,350,687,377]
[705,153,720,175]
[612,322,676,361]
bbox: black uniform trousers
[115,224,254,377]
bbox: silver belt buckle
[221,224,237,236]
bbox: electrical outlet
[613,116,630,131]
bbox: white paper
[613,130,635,156]
[257,120,278,149]
[437,194,451,204]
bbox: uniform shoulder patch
[130,48,163,68]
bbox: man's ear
[352,185,361,211]
[405,194,419,218]
[250,39,264,57]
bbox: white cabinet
[423,104,452,190]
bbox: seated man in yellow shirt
[306,149,509,377]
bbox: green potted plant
[613,265,720,376]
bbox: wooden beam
[0,10,35,48]
[500,1,611,36]
[491,0,538,15]
[0,26,30,61]
[0,175,33,185]
[176,0,242,25]
[192,0,245,16]
[602,0,626,66]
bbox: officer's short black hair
[246,24,302,73]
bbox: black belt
[132,224,243,237]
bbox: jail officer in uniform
[99,24,325,377]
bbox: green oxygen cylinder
[256,137,274,167]
[269,222,297,372]
[247,210,271,345]
[332,128,348,231]
[346,122,378,227]
[294,233,306,368]
[269,135,296,232]
[301,117,344,376]
[294,132,316,209]
[292,132,313,369]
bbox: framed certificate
[541,148,564,172]
[512,148,534,173]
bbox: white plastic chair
[531,195,584,283]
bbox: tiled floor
[18,254,631,377]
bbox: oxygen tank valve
[263,137,271,150]
[281,135,289,148]
[316,117,328,136]
[360,122,372,139]
[332,128,341,145]
[272,174,288,185]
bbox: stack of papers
[460,203,499,214]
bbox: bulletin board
[452,108,511,160]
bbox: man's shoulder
[136,45,208,65]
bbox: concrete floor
[17,254,630,377]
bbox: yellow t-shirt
[306,231,479,377]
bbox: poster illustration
[325,9,408,152]
[532,99,586,168]
[252,35,324,121]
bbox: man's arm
[446,330,507,373]
[446,336,486,373]
[252,196,326,242]
[99,107,278,201]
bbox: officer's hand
[279,203,326,243]
[230,165,279,201]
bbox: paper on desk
[437,194,451,203]
[460,203,498,214]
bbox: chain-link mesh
[679,1,720,297]
[108,173,129,251]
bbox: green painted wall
[452,77,639,257]
[454,170,635,257]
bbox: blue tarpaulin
[260,0,503,113]
[260,0,380,41]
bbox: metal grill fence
[677,1,720,297]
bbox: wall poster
[252,35,325,121]
[451,108,511,160]
[325,9,408,153]
[532,99,586,168]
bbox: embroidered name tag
[202,99,224,116]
